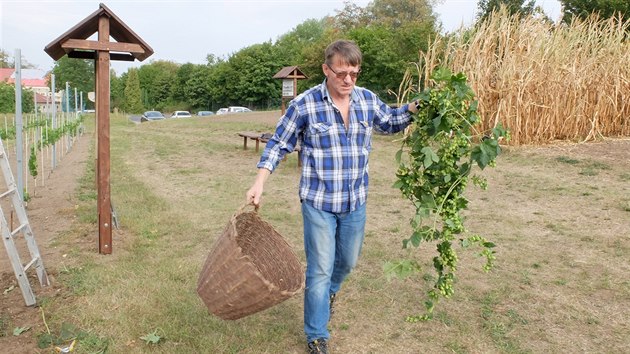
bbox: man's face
[322,56,360,99]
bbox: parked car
[170,111,192,118]
[197,111,214,117]
[216,108,229,115]
[140,111,165,122]
[228,106,252,113]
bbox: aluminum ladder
[0,137,49,306]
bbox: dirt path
[0,131,92,349]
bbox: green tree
[171,63,196,105]
[0,49,11,68]
[138,60,178,110]
[275,18,334,92]
[206,60,235,109]
[476,0,537,22]
[51,56,94,96]
[560,0,629,23]
[326,0,438,98]
[0,49,35,69]
[110,69,125,111]
[181,65,207,110]
[227,42,284,108]
[0,82,35,113]
[123,68,143,113]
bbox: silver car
[170,111,192,118]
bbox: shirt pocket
[356,119,373,150]
[307,122,334,149]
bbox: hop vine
[386,67,509,321]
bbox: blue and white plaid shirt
[258,80,412,213]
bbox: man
[246,39,419,353]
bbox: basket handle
[238,203,260,214]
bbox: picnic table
[237,131,302,166]
[237,131,270,152]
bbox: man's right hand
[246,168,271,206]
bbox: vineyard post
[24,121,28,197]
[14,49,24,201]
[74,87,78,139]
[65,81,70,153]
[51,74,57,171]
[3,116,7,159]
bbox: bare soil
[0,133,92,353]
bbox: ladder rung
[0,188,15,199]
[23,257,39,272]
[11,223,27,237]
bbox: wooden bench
[237,131,302,166]
[237,131,269,152]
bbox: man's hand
[245,168,271,206]
[408,100,421,114]
[246,183,263,206]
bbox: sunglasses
[326,63,361,80]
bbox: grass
[21,113,630,353]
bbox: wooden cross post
[45,3,154,255]
[96,15,112,254]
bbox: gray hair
[325,40,362,66]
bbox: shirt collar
[320,78,360,104]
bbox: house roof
[44,3,153,62]
[0,68,13,82]
[19,79,48,88]
[273,66,308,79]
[35,93,49,104]
[0,69,47,88]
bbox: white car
[216,108,229,115]
[170,111,192,118]
[228,106,252,113]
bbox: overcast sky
[0,0,561,75]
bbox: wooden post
[45,3,154,255]
[96,15,112,254]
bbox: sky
[0,0,562,75]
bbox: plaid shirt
[258,81,412,213]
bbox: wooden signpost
[273,66,307,115]
[45,3,153,254]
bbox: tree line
[1,0,627,114]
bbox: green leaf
[13,326,30,336]
[383,260,422,280]
[395,148,403,164]
[432,67,452,82]
[420,194,437,210]
[421,147,439,168]
[410,231,422,247]
[483,242,496,248]
[140,330,162,344]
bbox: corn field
[413,10,630,145]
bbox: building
[0,68,60,113]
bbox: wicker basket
[197,204,305,320]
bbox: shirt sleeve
[256,102,304,173]
[372,95,412,134]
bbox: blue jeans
[302,201,366,342]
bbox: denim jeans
[302,201,366,342]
